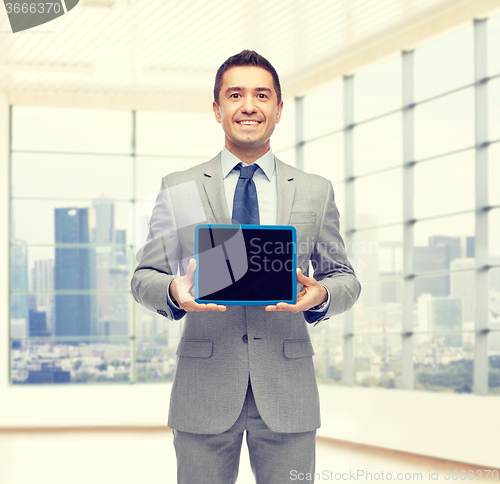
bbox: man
[131,50,360,484]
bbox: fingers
[266,304,301,313]
[174,259,197,304]
[266,301,304,313]
[174,259,225,311]
[265,290,317,313]
[266,287,308,312]
[181,300,226,312]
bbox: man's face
[213,66,283,160]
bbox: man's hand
[265,268,327,313]
[169,258,226,312]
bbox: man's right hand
[169,258,227,312]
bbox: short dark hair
[214,50,282,106]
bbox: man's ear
[213,101,222,123]
[276,100,284,123]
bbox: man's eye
[258,94,268,99]
[230,93,240,98]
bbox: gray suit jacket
[131,153,361,434]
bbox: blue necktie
[232,164,260,225]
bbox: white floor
[0,430,494,484]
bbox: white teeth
[239,121,259,125]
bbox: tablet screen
[195,225,297,305]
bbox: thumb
[186,258,197,279]
[296,268,309,284]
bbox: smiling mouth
[237,120,261,125]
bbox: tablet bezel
[194,224,297,306]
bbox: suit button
[242,334,248,343]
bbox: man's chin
[235,142,269,153]
[228,137,265,148]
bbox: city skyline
[10,200,500,389]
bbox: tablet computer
[195,224,297,305]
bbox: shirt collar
[221,146,275,181]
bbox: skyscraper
[414,244,449,299]
[29,309,51,337]
[414,236,475,301]
[31,258,55,335]
[112,229,127,266]
[93,196,114,244]
[450,258,475,323]
[54,208,96,337]
[11,242,29,330]
[93,197,129,337]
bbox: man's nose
[241,97,257,113]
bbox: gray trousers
[173,380,316,484]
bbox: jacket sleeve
[131,176,186,321]
[307,180,361,325]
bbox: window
[9,16,500,393]
[10,108,222,385]
[298,17,500,394]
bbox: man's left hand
[265,268,327,313]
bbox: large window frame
[8,18,500,394]
[296,18,500,395]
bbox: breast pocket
[290,212,316,225]
[283,339,315,359]
[176,339,213,358]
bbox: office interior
[1,0,500,482]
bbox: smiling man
[131,50,361,484]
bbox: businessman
[131,50,361,484]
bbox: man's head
[214,50,282,106]
[213,50,283,162]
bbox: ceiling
[0,0,498,112]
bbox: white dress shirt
[221,146,277,225]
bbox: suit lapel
[203,153,231,223]
[275,157,295,226]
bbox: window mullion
[343,75,355,387]
[295,96,304,171]
[402,49,415,390]
[473,18,489,396]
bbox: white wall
[0,383,172,428]
[317,385,500,468]
[1,382,499,468]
